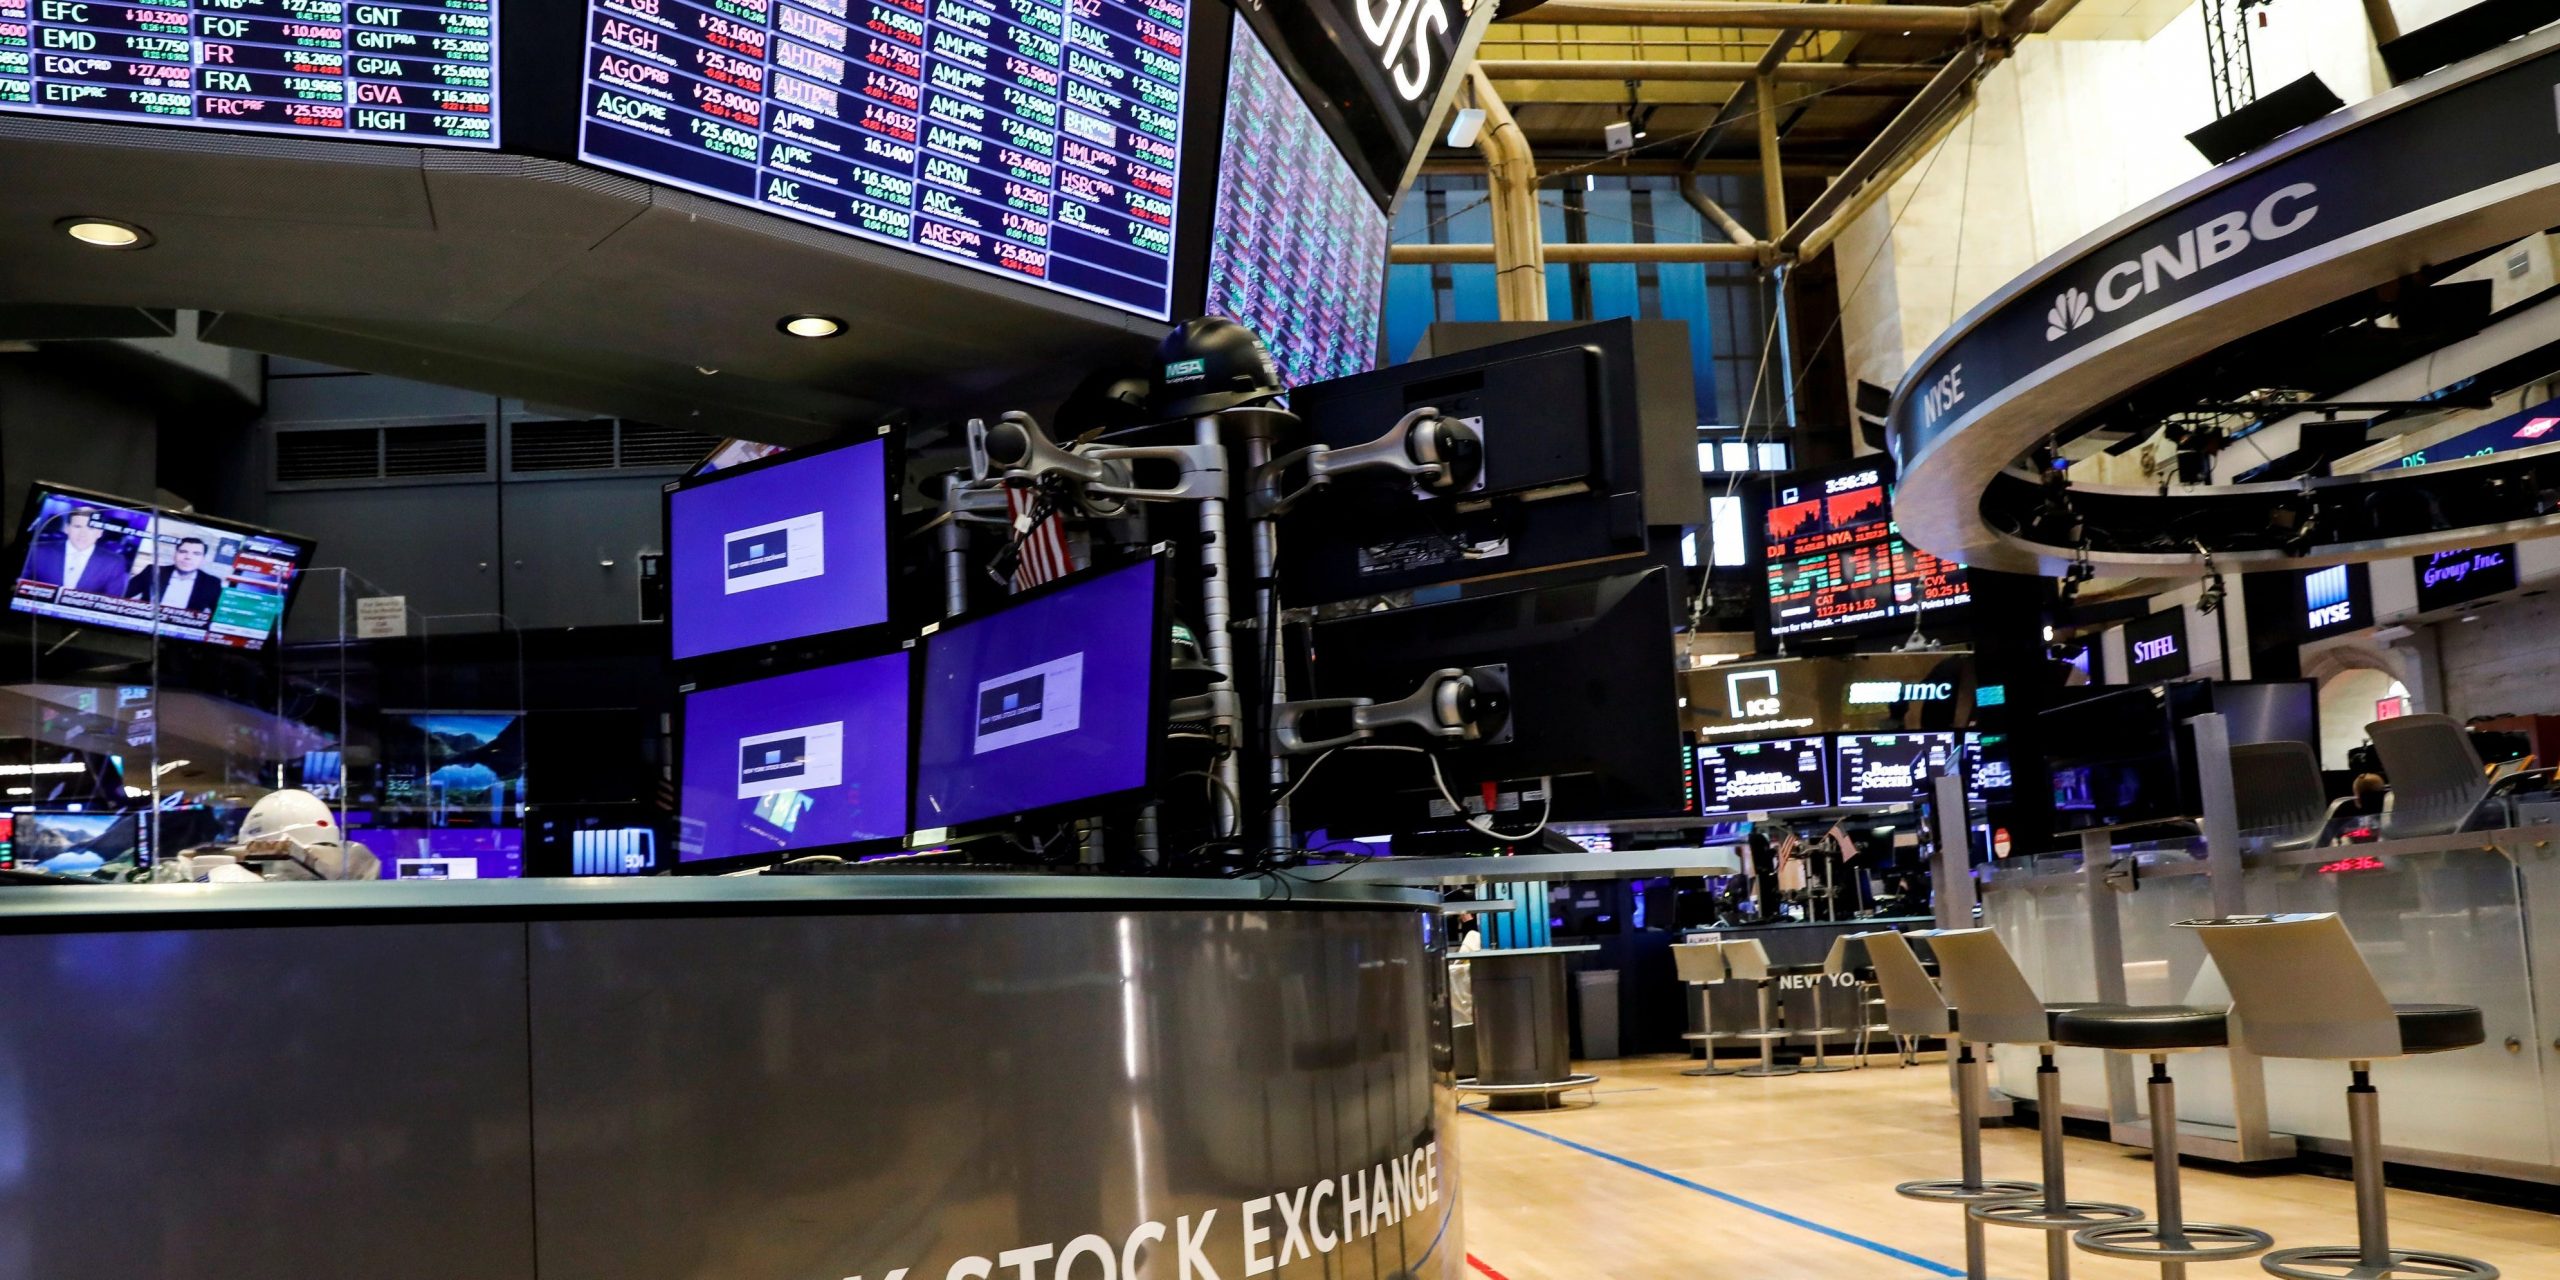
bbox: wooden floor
[1456,1053,2560,1279]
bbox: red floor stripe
[1467,1254,1512,1280]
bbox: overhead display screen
[0,0,500,147]
[579,0,1188,319]
[8,484,311,651]
[2413,545,2516,613]
[1694,736,1831,815]
[1834,731,1956,807]
[1765,458,1969,638]
[1204,16,1386,390]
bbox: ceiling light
[58,216,151,249]
[778,314,845,338]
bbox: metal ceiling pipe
[1678,173,1758,247]
[1791,80,1975,259]
[1465,67,1552,320]
[1775,42,1983,254]
[1476,59,1936,85]
[1500,0,1981,34]
[1391,242,1766,263]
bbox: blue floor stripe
[1462,1105,1964,1277]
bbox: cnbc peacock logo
[2043,181,2318,344]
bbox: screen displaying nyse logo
[722,512,825,595]
[737,722,844,799]
[2046,182,2319,343]
[974,652,1086,755]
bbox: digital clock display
[578,0,1188,319]
[0,0,500,147]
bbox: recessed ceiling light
[58,216,152,249]
[778,314,845,338]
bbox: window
[1708,495,1747,567]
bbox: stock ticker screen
[1202,16,1385,389]
[0,0,499,146]
[579,0,1188,318]
[1765,461,1969,638]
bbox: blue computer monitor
[912,557,1168,833]
[666,435,894,663]
[679,650,912,866]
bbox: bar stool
[1724,937,1797,1078]
[1672,940,1736,1077]
[1859,929,2041,1280]
[2181,913,2497,1280]
[1931,928,2142,1280]
[2053,1004,2275,1276]
[1794,933,1857,1073]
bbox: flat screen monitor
[570,827,658,876]
[2043,681,2214,833]
[351,828,525,880]
[576,0,1192,319]
[913,556,1166,832]
[7,484,313,651]
[2413,545,2516,612]
[1833,731,1957,807]
[0,0,499,146]
[680,649,913,864]
[377,712,525,825]
[1203,17,1386,391]
[1964,731,2012,805]
[667,435,893,662]
[1694,736,1831,815]
[1764,457,1968,639]
[12,810,134,877]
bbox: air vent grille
[275,428,383,484]
[618,422,723,469]
[383,423,491,477]
[511,419,619,472]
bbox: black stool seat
[2396,1003,2486,1053]
[2054,1004,2228,1052]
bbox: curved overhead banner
[0,0,499,146]
[1232,0,1498,211]
[1888,30,2560,574]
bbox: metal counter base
[1457,1073,1602,1110]
[0,875,1467,1280]
[1462,944,1601,1112]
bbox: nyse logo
[1356,0,1453,101]
[2132,635,2180,665]
[2045,182,2319,344]
[722,511,825,595]
[2304,564,2354,629]
[1919,365,1964,428]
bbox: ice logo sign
[722,512,825,594]
[974,653,1085,754]
[737,722,843,799]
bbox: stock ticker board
[580,0,1187,318]
[0,0,499,146]
[1764,463,1969,638]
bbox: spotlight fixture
[57,216,152,249]
[1446,106,1487,149]
[777,314,846,338]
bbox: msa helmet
[1153,317,1284,419]
[232,789,365,880]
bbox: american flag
[1828,821,1862,863]
[1005,483,1073,590]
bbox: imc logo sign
[973,653,1086,754]
[722,512,825,594]
[2045,182,2319,342]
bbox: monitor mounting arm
[1272,664,1511,756]
[1254,407,1485,517]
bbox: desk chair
[1672,940,1737,1077]
[1860,929,2040,1280]
[2055,1002,2274,1276]
[2181,914,2495,1280]
[2230,742,2331,852]
[2365,715,2489,837]
[1931,928,2142,1279]
[1724,937,1797,1078]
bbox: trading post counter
[0,875,1464,1280]
[1980,828,2560,1183]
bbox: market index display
[579,0,1188,319]
[0,0,500,147]
[1766,459,1969,638]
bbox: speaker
[2186,74,2345,165]
[2380,0,2556,84]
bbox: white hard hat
[232,789,373,880]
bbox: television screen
[351,828,525,880]
[679,650,912,864]
[914,557,1162,831]
[1695,736,1831,815]
[1964,731,2012,805]
[2043,682,2212,833]
[1764,458,1968,638]
[0,1,499,147]
[576,0,1192,319]
[1834,731,1957,806]
[668,436,893,662]
[9,486,312,651]
[1204,18,1387,391]
[2413,545,2516,612]
[377,712,527,825]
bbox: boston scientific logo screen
[671,440,888,660]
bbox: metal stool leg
[1970,1050,2142,1273]
[1801,980,1852,1074]
[2075,1055,2271,1274]
[2259,1064,2498,1280]
[1684,981,1736,1077]
[1737,980,1798,1078]
[1899,1044,2042,1280]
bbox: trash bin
[1574,968,1621,1060]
